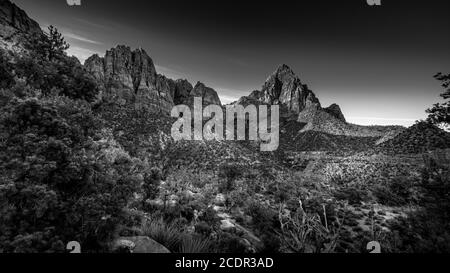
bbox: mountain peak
[275,64,294,73]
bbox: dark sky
[13,0,450,126]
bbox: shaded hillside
[377,121,450,154]
[279,120,378,153]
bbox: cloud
[63,32,102,45]
[73,18,112,30]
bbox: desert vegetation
[1,16,450,254]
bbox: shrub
[0,98,138,252]
[213,232,248,253]
[334,187,368,205]
[140,217,181,252]
[194,221,213,236]
[179,234,211,253]
[218,164,242,193]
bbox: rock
[238,64,320,114]
[84,46,221,112]
[173,79,193,105]
[113,239,135,252]
[324,103,346,122]
[0,0,43,52]
[85,45,174,113]
[183,190,196,200]
[112,236,170,253]
[147,199,164,208]
[0,0,41,34]
[214,193,226,206]
[220,219,235,231]
[185,81,222,107]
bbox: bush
[179,234,211,253]
[194,221,213,236]
[0,98,138,252]
[373,177,412,206]
[218,164,242,193]
[213,232,248,253]
[334,187,368,205]
[140,217,181,252]
[9,27,99,102]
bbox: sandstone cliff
[85,45,221,113]
[0,0,42,52]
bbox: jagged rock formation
[296,103,400,137]
[237,64,402,139]
[238,64,321,114]
[85,45,221,113]
[324,103,346,122]
[85,46,173,112]
[184,81,222,107]
[172,79,193,105]
[0,0,42,52]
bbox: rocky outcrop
[0,0,43,52]
[236,64,326,116]
[85,46,222,112]
[297,103,401,137]
[324,103,346,122]
[185,81,222,107]
[112,236,171,253]
[235,64,405,138]
[259,64,321,113]
[173,79,193,105]
[0,0,41,34]
[85,45,174,112]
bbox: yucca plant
[140,217,181,252]
[179,235,211,253]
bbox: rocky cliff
[237,64,343,118]
[184,81,222,107]
[0,0,42,52]
[85,45,221,113]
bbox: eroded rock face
[185,81,222,107]
[324,103,346,122]
[0,0,43,52]
[260,64,320,113]
[236,64,325,116]
[0,0,41,34]
[173,79,193,105]
[85,45,174,112]
[85,46,222,112]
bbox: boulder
[112,236,170,253]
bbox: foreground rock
[112,236,170,253]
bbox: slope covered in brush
[378,121,450,154]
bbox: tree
[13,26,99,102]
[427,73,450,129]
[47,25,70,60]
[0,50,14,89]
[0,98,139,252]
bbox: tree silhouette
[427,73,450,129]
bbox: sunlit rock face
[85,45,174,112]
[85,46,222,112]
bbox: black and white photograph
[0,0,449,265]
